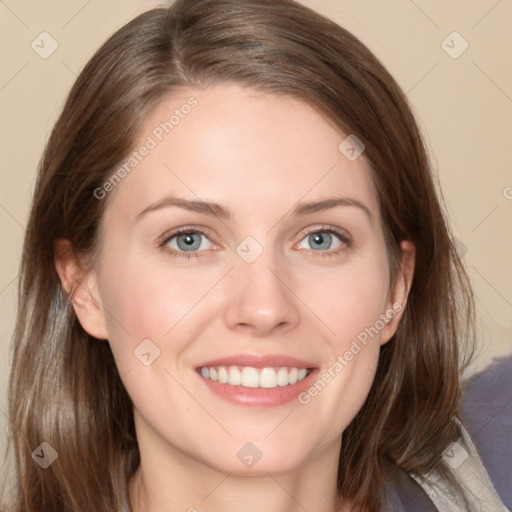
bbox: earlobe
[54,238,109,340]
[380,240,416,346]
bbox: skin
[55,84,415,512]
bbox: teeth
[260,367,277,388]
[241,367,259,388]
[277,367,289,386]
[218,366,228,384]
[199,365,310,388]
[228,366,242,385]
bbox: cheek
[97,256,226,363]
[301,250,391,346]
[293,250,389,435]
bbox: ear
[379,240,415,346]
[54,238,109,340]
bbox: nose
[223,249,300,338]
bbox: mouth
[194,354,319,407]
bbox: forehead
[104,84,380,224]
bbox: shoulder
[383,355,512,511]
[460,355,512,509]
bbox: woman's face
[68,84,411,475]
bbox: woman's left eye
[296,227,350,256]
[159,226,350,260]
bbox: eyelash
[157,225,351,260]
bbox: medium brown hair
[3,0,475,510]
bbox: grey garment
[120,356,512,512]
[384,470,438,511]
[386,355,512,511]
[461,355,512,509]
[396,419,507,511]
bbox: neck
[128,433,348,512]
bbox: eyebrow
[135,196,374,225]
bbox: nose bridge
[223,236,300,335]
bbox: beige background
[1,0,511,498]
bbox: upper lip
[196,354,318,370]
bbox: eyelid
[296,224,351,242]
[157,225,217,247]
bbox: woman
[2,0,509,510]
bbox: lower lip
[195,369,319,407]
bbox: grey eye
[298,231,343,251]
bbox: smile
[198,366,312,389]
